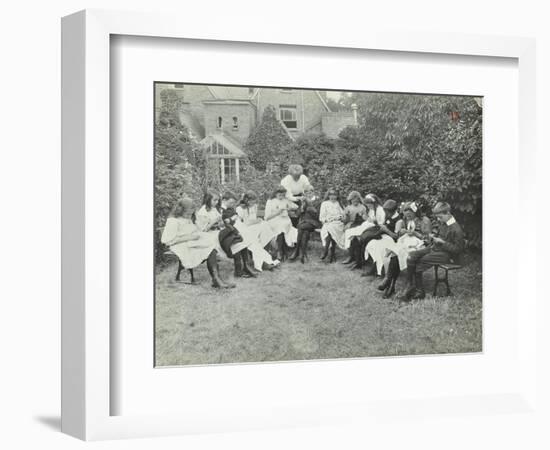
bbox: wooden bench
[433,263,463,297]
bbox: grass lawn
[155,240,482,366]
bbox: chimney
[351,103,358,125]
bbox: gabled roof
[314,91,331,112]
[202,99,255,106]
[206,86,252,100]
[200,133,246,157]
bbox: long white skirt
[235,221,280,271]
[169,232,217,269]
[266,215,297,247]
[321,221,346,249]
[343,221,375,249]
[365,234,396,275]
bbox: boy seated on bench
[398,202,464,301]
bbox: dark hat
[382,199,397,210]
[403,201,418,213]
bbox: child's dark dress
[297,198,321,231]
[218,207,244,258]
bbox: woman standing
[264,187,298,261]
[161,198,235,289]
[289,186,321,263]
[280,164,313,227]
[319,188,346,263]
[342,191,368,265]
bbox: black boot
[320,236,331,260]
[240,250,257,278]
[208,253,235,289]
[383,257,400,299]
[329,238,337,263]
[342,238,356,264]
[379,256,397,290]
[412,272,425,299]
[289,230,302,261]
[378,276,391,291]
[351,241,366,270]
[276,234,286,261]
[233,253,243,278]
[300,231,310,264]
[397,265,416,301]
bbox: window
[216,116,223,129]
[223,158,237,183]
[232,116,239,130]
[208,141,230,156]
[279,105,297,129]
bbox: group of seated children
[161,186,464,302]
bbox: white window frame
[280,105,298,129]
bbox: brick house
[155,83,357,183]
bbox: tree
[343,92,483,246]
[285,132,345,195]
[244,105,293,173]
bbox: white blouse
[265,198,296,219]
[236,204,259,223]
[280,174,313,201]
[195,205,222,232]
[319,200,345,223]
[161,217,198,246]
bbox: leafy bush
[244,105,293,172]
[156,92,483,251]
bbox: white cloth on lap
[236,205,278,247]
[383,234,426,270]
[343,221,375,249]
[319,200,346,249]
[264,198,298,246]
[365,234,396,275]
[161,217,216,269]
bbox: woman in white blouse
[280,164,313,227]
[161,197,235,289]
[195,192,223,237]
[236,191,279,248]
[264,186,298,260]
[234,191,280,271]
[319,188,346,262]
[356,193,386,274]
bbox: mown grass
[155,241,482,366]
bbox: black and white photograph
[154,83,483,367]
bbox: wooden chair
[163,250,197,284]
[433,263,463,296]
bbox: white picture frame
[61,9,538,441]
